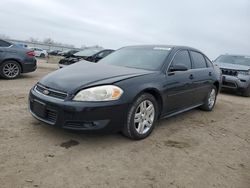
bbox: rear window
[205,57,213,67]
[0,40,11,47]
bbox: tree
[0,34,10,39]
[43,38,54,44]
[28,37,39,43]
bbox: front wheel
[40,53,45,58]
[200,86,217,111]
[122,93,158,140]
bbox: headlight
[238,70,250,75]
[73,85,123,101]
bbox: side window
[205,57,213,67]
[96,51,105,58]
[105,50,113,56]
[102,51,112,57]
[0,40,11,47]
[190,51,207,69]
[171,50,191,69]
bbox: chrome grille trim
[221,68,238,76]
[34,84,68,100]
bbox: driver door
[162,50,195,114]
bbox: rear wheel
[122,93,158,140]
[200,86,217,111]
[40,53,45,58]
[0,60,21,79]
[242,86,250,97]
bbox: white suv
[30,48,48,58]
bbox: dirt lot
[0,60,250,188]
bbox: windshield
[215,55,250,66]
[99,46,171,70]
[74,49,101,57]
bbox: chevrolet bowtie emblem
[43,89,50,95]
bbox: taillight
[26,51,35,57]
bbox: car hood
[39,61,155,93]
[216,62,250,71]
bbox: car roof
[122,45,201,52]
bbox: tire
[0,60,21,79]
[122,93,158,140]
[200,85,217,111]
[242,86,250,97]
[40,53,45,58]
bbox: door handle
[189,74,194,80]
[209,72,212,76]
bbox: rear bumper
[29,88,129,133]
[222,75,250,90]
[22,59,37,73]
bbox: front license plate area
[222,76,226,82]
[33,100,46,118]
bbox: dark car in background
[48,50,62,56]
[58,49,114,68]
[0,39,37,79]
[59,49,79,57]
[215,54,250,97]
[29,45,221,140]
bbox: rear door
[0,40,12,62]
[189,51,213,104]
[162,49,195,114]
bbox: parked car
[16,43,28,48]
[58,49,114,68]
[48,50,62,56]
[30,47,48,58]
[59,49,79,57]
[214,54,250,96]
[0,39,36,79]
[29,45,221,140]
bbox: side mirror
[170,64,188,72]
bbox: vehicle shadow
[29,108,199,148]
[0,74,37,80]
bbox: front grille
[47,110,57,123]
[222,81,237,88]
[35,84,68,100]
[221,69,238,76]
[30,101,58,124]
[64,121,95,129]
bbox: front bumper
[222,75,250,90]
[29,88,129,133]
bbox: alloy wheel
[134,100,155,134]
[208,88,216,109]
[3,62,20,78]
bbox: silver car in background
[215,54,250,97]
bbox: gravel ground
[0,61,249,188]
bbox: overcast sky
[0,0,249,59]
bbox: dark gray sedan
[215,54,250,97]
[0,39,37,79]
